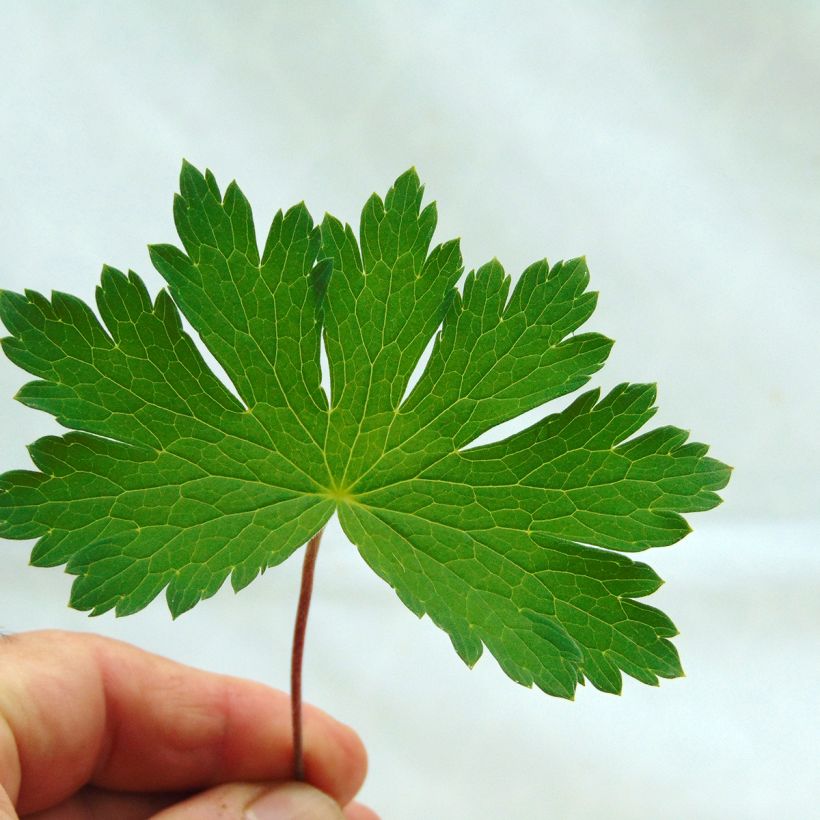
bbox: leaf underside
[0,164,730,698]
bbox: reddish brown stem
[290,527,323,781]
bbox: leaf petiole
[290,527,324,781]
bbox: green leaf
[0,164,730,697]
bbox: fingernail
[245,782,344,820]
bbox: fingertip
[303,705,368,806]
[344,801,381,820]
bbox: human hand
[0,631,377,819]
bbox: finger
[150,782,344,819]
[0,631,367,815]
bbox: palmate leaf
[0,164,730,698]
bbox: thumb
[152,781,344,819]
[0,786,17,820]
[245,783,346,820]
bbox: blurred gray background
[1,2,818,818]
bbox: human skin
[0,631,377,819]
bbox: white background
[1,2,818,818]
